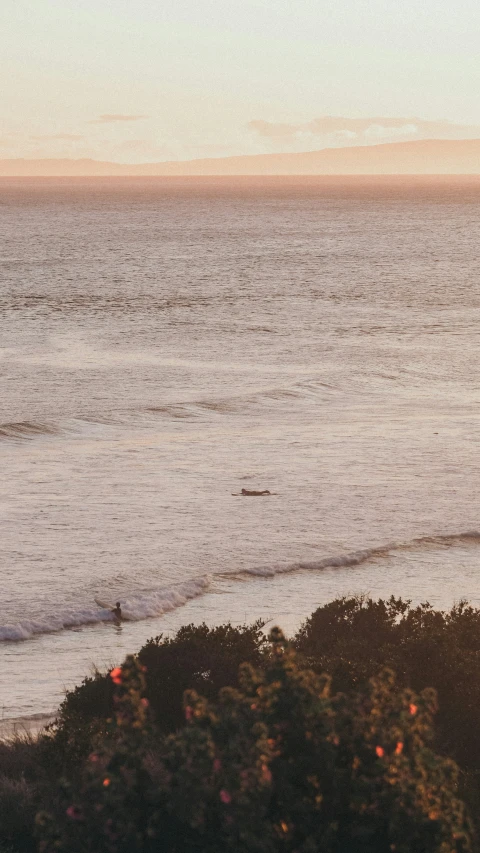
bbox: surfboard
[95,598,113,610]
[231,492,277,496]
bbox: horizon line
[1,138,480,176]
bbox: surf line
[220,529,480,580]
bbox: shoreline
[0,713,55,742]
[3,536,480,729]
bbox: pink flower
[185,705,193,721]
[409,703,418,716]
[110,667,123,685]
[213,758,222,772]
[375,746,384,758]
[261,763,272,783]
[395,741,404,755]
[66,805,83,821]
[219,789,232,804]
[140,698,149,708]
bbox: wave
[0,576,211,642]
[224,530,480,578]
[229,548,389,578]
[0,378,340,444]
[0,420,59,440]
[233,545,401,578]
[1,375,341,437]
[145,381,336,419]
[144,390,299,420]
[3,531,480,643]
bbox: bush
[37,631,473,853]
[0,735,54,853]
[138,621,267,733]
[47,670,115,770]
[295,596,480,773]
[5,599,480,851]
[47,621,268,768]
[1,622,269,853]
[0,777,36,851]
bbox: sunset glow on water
[2,177,480,723]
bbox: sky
[1,0,480,163]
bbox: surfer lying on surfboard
[231,488,275,496]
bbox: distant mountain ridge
[1,138,480,176]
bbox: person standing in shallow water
[111,602,122,620]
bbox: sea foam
[0,576,211,642]
[2,531,480,643]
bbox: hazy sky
[2,0,480,163]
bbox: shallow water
[2,176,480,723]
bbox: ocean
[1,175,480,730]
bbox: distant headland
[1,138,479,176]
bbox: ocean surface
[2,175,480,730]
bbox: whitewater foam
[225,531,480,578]
[3,530,480,644]
[0,577,211,642]
[3,532,480,643]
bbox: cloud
[247,116,480,144]
[30,133,84,141]
[88,114,148,124]
[117,139,149,150]
[307,117,479,137]
[247,120,302,138]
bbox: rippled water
[1,176,480,725]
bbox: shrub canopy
[37,630,472,853]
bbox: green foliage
[0,776,36,852]
[0,736,54,853]
[37,631,472,853]
[5,599,480,851]
[295,595,480,772]
[46,670,114,770]
[1,621,268,853]
[46,622,268,767]
[138,621,267,733]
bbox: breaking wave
[223,530,480,578]
[2,531,480,643]
[0,577,211,642]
